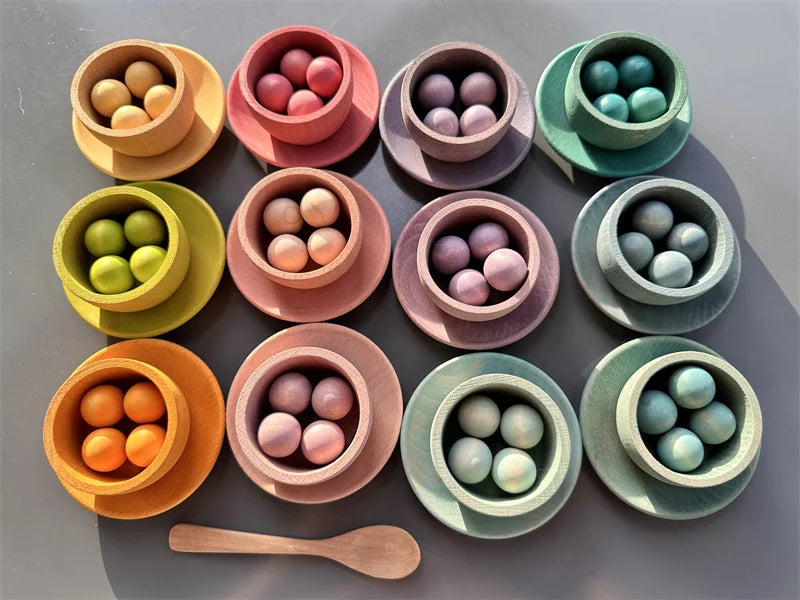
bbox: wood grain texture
[571,176,741,334]
[379,66,534,190]
[52,339,225,519]
[226,324,403,504]
[393,190,558,349]
[227,172,390,323]
[72,44,225,181]
[228,40,379,168]
[400,352,581,538]
[580,336,759,519]
[169,524,420,580]
[63,181,225,338]
[596,178,736,305]
[534,43,692,178]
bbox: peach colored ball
[300,187,340,227]
[90,79,132,117]
[256,73,294,113]
[448,268,490,306]
[459,104,497,136]
[483,248,528,292]
[258,412,302,458]
[268,371,312,415]
[287,89,324,116]
[306,56,342,98]
[301,420,346,465]
[263,197,303,235]
[124,61,163,98]
[311,376,354,420]
[110,105,151,130]
[143,84,175,119]
[280,48,313,88]
[307,227,346,266]
[267,234,308,272]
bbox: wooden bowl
[53,185,190,313]
[616,351,762,489]
[237,168,362,290]
[596,178,735,306]
[43,357,190,497]
[71,39,195,157]
[429,373,571,518]
[401,42,518,163]
[232,346,372,487]
[564,31,688,151]
[417,198,539,322]
[238,26,354,146]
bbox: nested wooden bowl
[43,357,190,496]
[564,31,688,151]
[417,198,539,322]
[53,185,190,313]
[616,351,762,489]
[596,178,735,306]
[401,42,518,163]
[232,347,371,488]
[429,373,571,518]
[237,168,362,290]
[238,25,354,146]
[71,39,195,157]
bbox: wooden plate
[226,324,403,504]
[227,172,390,323]
[379,66,534,190]
[64,181,225,338]
[400,352,581,539]
[571,176,741,334]
[72,44,225,181]
[393,190,558,349]
[54,339,225,519]
[535,43,692,178]
[580,336,759,519]
[227,40,379,168]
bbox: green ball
[593,93,629,122]
[668,365,716,409]
[124,210,166,247]
[84,219,126,257]
[657,427,704,473]
[130,245,167,283]
[581,60,619,98]
[637,389,678,435]
[618,55,655,91]
[89,255,134,294]
[689,401,736,445]
[627,87,668,123]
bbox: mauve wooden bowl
[53,185,190,313]
[232,347,372,487]
[616,351,762,489]
[596,178,735,306]
[429,373,571,518]
[238,25,354,146]
[564,31,688,151]
[401,42,518,163]
[237,168,362,290]
[43,357,190,497]
[417,198,539,322]
[71,39,195,157]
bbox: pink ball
[258,412,301,458]
[468,222,510,261]
[301,420,346,465]
[268,371,311,415]
[483,248,528,292]
[431,235,470,275]
[423,107,460,136]
[255,73,293,113]
[459,72,498,107]
[306,56,342,98]
[287,89,324,116]
[460,104,497,136]
[280,48,313,88]
[417,73,455,109]
[311,376,354,421]
[448,269,490,306]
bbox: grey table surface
[1,1,798,598]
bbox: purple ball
[448,269,490,306]
[417,74,455,109]
[423,107,460,136]
[468,222,510,261]
[431,235,470,275]
[258,412,302,458]
[459,104,497,136]
[483,248,528,292]
[459,72,497,107]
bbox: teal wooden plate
[580,336,759,520]
[535,43,692,178]
[400,352,581,538]
[572,176,741,334]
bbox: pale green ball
[657,427,704,472]
[500,404,544,449]
[457,394,500,439]
[447,437,492,485]
[637,389,678,435]
[689,401,736,444]
[491,448,537,494]
[89,255,134,294]
[668,366,716,409]
[130,245,167,283]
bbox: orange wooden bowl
[417,198,540,322]
[71,39,195,157]
[43,357,190,496]
[238,25,354,146]
[232,347,372,487]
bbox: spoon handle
[169,524,324,556]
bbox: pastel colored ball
[258,412,302,458]
[500,404,544,449]
[80,384,124,427]
[280,48,313,88]
[124,210,166,247]
[447,437,492,485]
[631,200,674,240]
[648,251,693,288]
[307,227,347,266]
[593,93,629,122]
[618,231,654,272]
[483,248,527,292]
[90,79,132,117]
[263,198,303,235]
[125,424,166,467]
[417,73,455,109]
[110,105,151,130]
[82,427,127,472]
[311,376,354,421]
[89,255,134,294]
[637,389,678,435]
[689,401,737,445]
[627,86,668,123]
[287,89,324,116]
[459,104,497,136]
[667,222,709,262]
[301,420,346,465]
[124,61,164,98]
[423,107,460,136]
[306,56,342,98]
[84,219,126,258]
[618,55,655,91]
[143,84,176,119]
[430,235,470,275]
[457,394,501,438]
[300,187,340,227]
[468,222,509,261]
[129,245,167,283]
[491,447,537,494]
[269,371,312,415]
[267,234,308,272]
[255,73,294,113]
[123,381,166,423]
[657,427,704,473]
[459,72,497,107]
[448,269,490,306]
[668,365,716,409]
[581,60,619,98]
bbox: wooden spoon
[169,523,421,580]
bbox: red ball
[287,89,324,116]
[306,56,343,98]
[280,48,313,88]
[255,73,293,113]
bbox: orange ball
[80,384,124,427]
[126,424,167,467]
[82,428,127,472]
[123,381,166,423]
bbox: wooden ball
[263,198,303,235]
[280,48,313,88]
[448,268,490,306]
[287,89,324,116]
[81,427,126,472]
[423,107,460,136]
[307,227,347,266]
[311,376,354,421]
[269,371,312,415]
[430,235,470,275]
[143,84,176,119]
[468,222,509,261]
[483,248,527,292]
[258,412,302,458]
[417,73,455,109]
[123,381,166,423]
[267,234,308,273]
[90,79,132,117]
[300,187,340,227]
[124,60,164,98]
[459,104,497,136]
[256,73,294,113]
[459,72,497,107]
[110,105,151,130]
[306,56,343,98]
[80,384,124,427]
[125,423,166,467]
[301,420,345,465]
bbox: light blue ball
[657,427,705,472]
[581,60,619,98]
[689,401,737,445]
[667,222,709,262]
[618,55,655,91]
[627,87,668,123]
[631,200,674,240]
[648,251,693,288]
[447,437,493,485]
[637,389,678,435]
[593,93,629,122]
[619,232,654,272]
[668,365,716,409]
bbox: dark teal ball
[618,55,655,91]
[581,60,618,98]
[627,87,668,123]
[593,93,629,122]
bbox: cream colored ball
[143,84,175,119]
[267,234,308,272]
[90,79,132,117]
[307,227,347,266]
[300,187,340,227]
[110,105,151,130]
[124,61,164,98]
[263,198,303,235]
